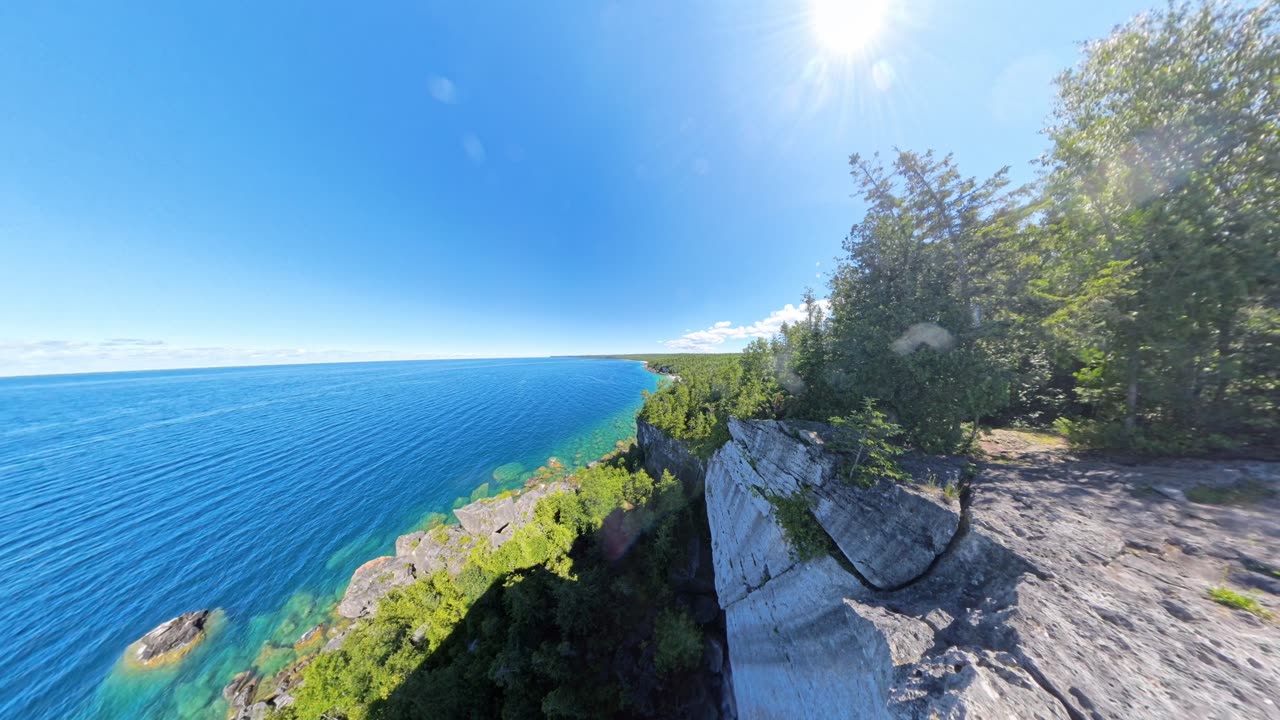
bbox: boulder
[295,624,323,650]
[723,556,894,720]
[721,417,962,591]
[222,670,258,711]
[128,610,211,666]
[807,478,959,589]
[396,525,470,577]
[453,496,520,539]
[337,482,571,621]
[704,438,798,607]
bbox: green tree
[821,150,1023,451]
[1040,0,1280,444]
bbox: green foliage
[1052,417,1239,455]
[636,352,781,458]
[279,459,714,719]
[767,150,1027,452]
[828,400,909,487]
[1183,478,1275,506]
[1039,0,1280,443]
[653,608,703,675]
[764,489,828,562]
[628,2,1279,455]
[1207,586,1272,619]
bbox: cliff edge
[687,418,1279,719]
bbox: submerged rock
[127,610,212,667]
[222,671,259,715]
[295,624,324,650]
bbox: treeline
[643,1,1279,455]
[275,458,716,719]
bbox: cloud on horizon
[0,339,472,378]
[661,299,830,352]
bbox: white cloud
[427,75,457,104]
[661,299,831,352]
[461,133,486,165]
[0,339,472,377]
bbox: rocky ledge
[695,418,1279,719]
[335,479,569,619]
[127,609,212,667]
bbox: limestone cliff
[638,418,706,491]
[657,418,1280,719]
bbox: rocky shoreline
[220,459,621,719]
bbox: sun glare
[811,0,889,55]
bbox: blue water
[0,358,657,720]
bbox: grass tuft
[1185,478,1274,506]
[1207,586,1271,619]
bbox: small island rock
[129,610,212,666]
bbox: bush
[653,608,702,675]
[765,489,828,562]
[829,401,909,487]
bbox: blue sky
[0,0,1154,375]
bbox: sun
[811,0,889,55]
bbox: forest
[640,1,1278,456]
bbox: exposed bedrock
[336,480,568,619]
[452,480,569,549]
[693,419,1280,719]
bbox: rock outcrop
[453,480,569,549]
[700,419,1280,719]
[127,610,212,667]
[226,658,307,720]
[336,555,417,619]
[335,481,569,619]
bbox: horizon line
[0,352,710,381]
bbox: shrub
[829,401,908,487]
[653,608,702,675]
[765,489,828,562]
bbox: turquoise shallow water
[0,358,657,720]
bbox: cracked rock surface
[703,421,1280,719]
